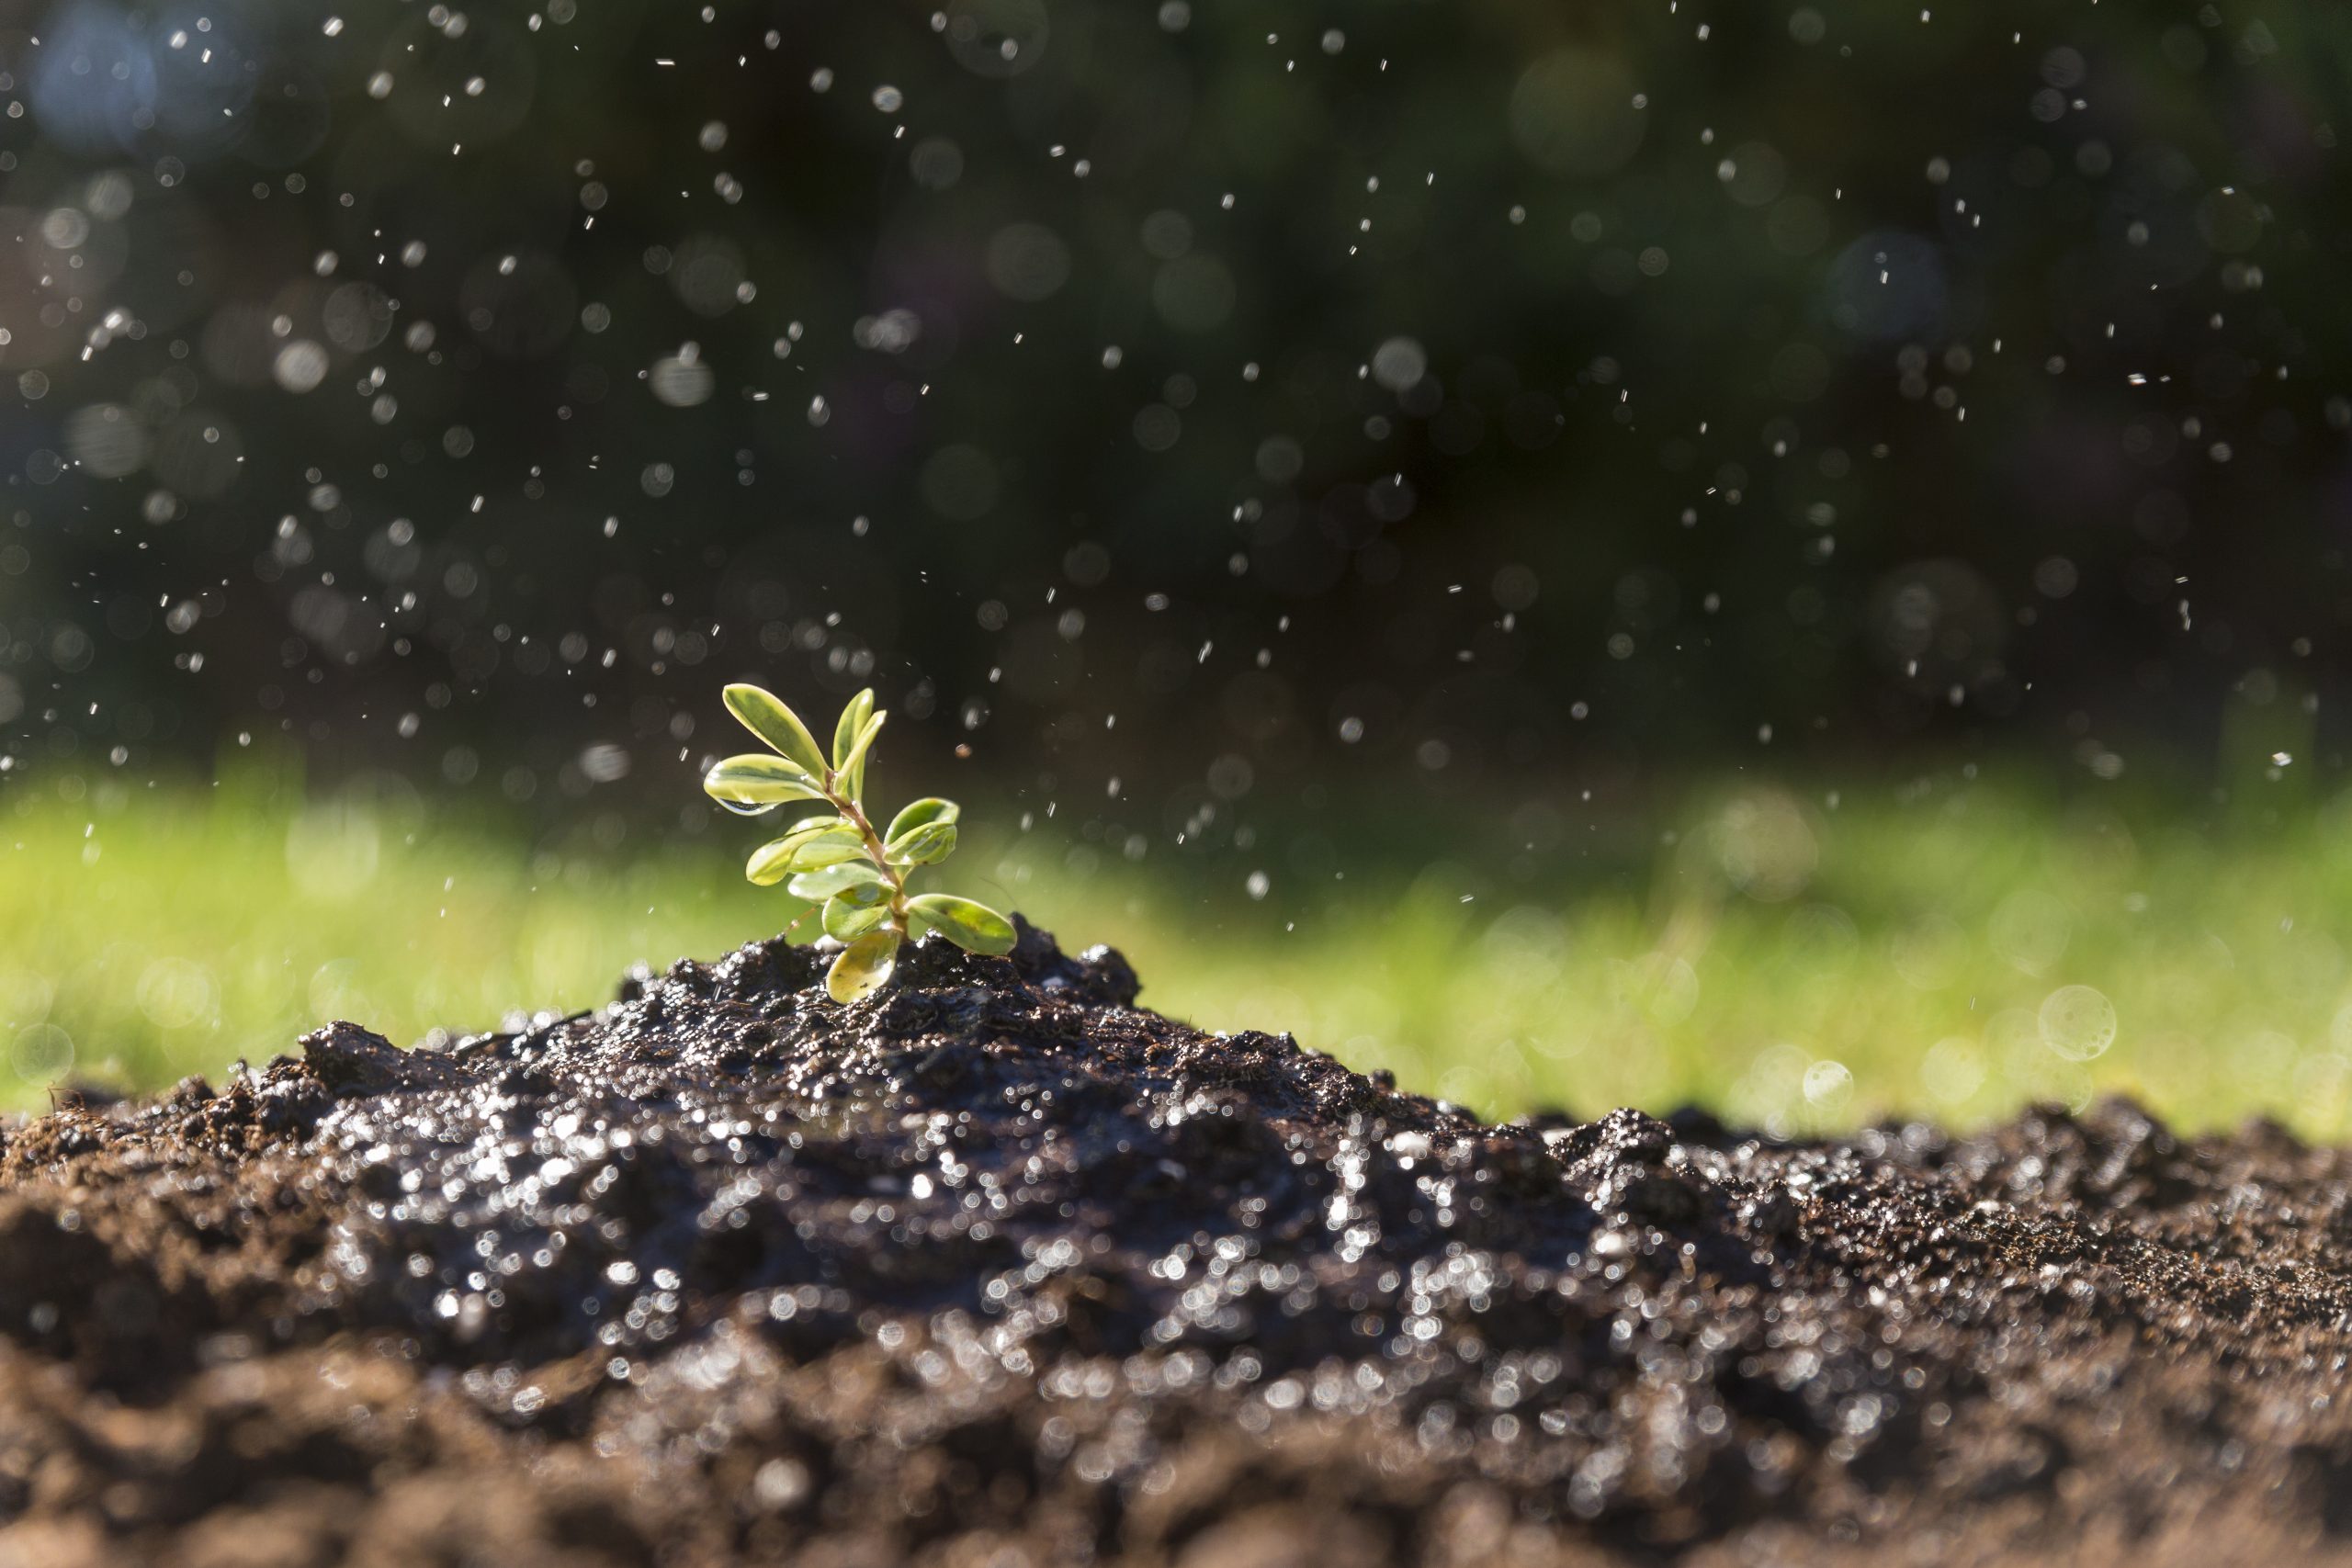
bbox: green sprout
[705,683,1016,1003]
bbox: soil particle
[4,920,2352,1565]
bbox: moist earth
[3,921,2351,1567]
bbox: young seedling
[705,683,1016,1003]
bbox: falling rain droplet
[273,341,331,394]
[2039,985,2118,1062]
[650,347,716,408]
[1372,336,1428,391]
[1803,1059,1853,1107]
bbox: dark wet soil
[5,921,2352,1567]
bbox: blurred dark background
[2,0,2347,824]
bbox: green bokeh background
[16,756,2352,1133]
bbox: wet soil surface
[5,922,2352,1566]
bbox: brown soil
[3,921,2350,1567]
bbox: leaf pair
[884,797,958,867]
[717,683,887,808]
[831,688,881,806]
[745,819,861,886]
[707,682,1018,1007]
[827,899,1015,1006]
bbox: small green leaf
[833,690,878,802]
[786,861,887,900]
[885,820,958,866]
[822,890,891,941]
[885,797,960,843]
[782,825,866,873]
[745,819,855,885]
[704,754,825,815]
[835,711,887,805]
[724,684,830,778]
[907,894,1016,956]
[826,929,898,1003]
[831,689,874,769]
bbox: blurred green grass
[11,761,2352,1138]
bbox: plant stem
[826,779,910,927]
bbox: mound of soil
[4,922,2352,1567]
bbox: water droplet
[1371,336,1427,392]
[2039,984,2118,1062]
[1803,1059,1853,1106]
[10,1023,73,1083]
[40,208,89,249]
[273,341,330,394]
[650,348,716,408]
